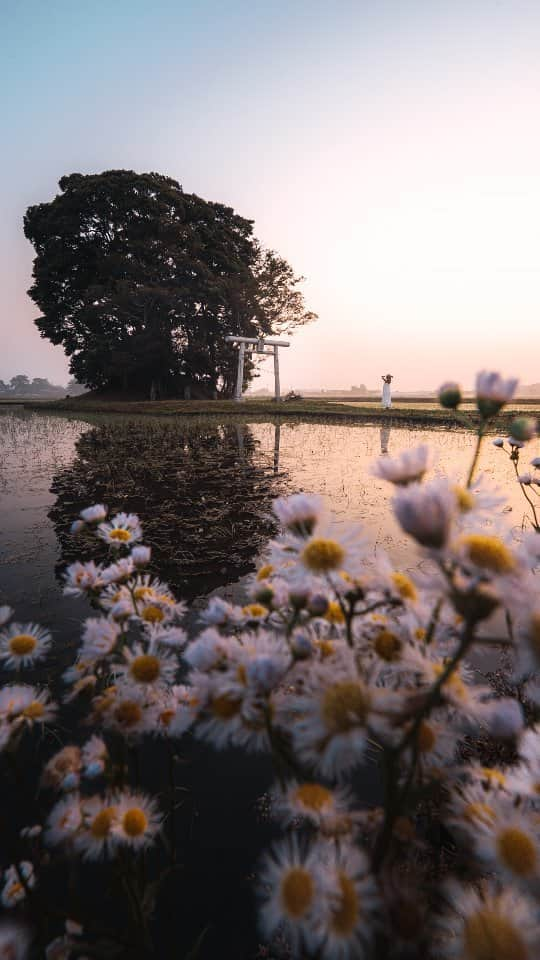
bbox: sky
[2,0,540,392]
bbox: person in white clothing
[381,374,393,409]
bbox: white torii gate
[225,335,290,402]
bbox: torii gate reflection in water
[224,335,290,402]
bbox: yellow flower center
[463,908,527,960]
[257,564,274,581]
[9,634,38,656]
[141,605,165,624]
[417,721,436,753]
[433,664,468,701]
[497,827,537,876]
[480,767,507,787]
[122,808,148,837]
[211,695,242,719]
[374,629,402,662]
[453,485,475,512]
[325,601,345,624]
[322,681,371,734]
[91,806,116,839]
[159,709,175,727]
[23,701,44,719]
[115,700,143,727]
[391,572,417,601]
[7,882,23,900]
[133,586,155,600]
[330,872,358,935]
[109,528,132,542]
[280,867,314,918]
[242,604,268,619]
[316,639,335,659]
[130,655,161,684]
[463,802,496,825]
[460,534,515,574]
[415,628,426,640]
[293,783,333,812]
[301,538,345,573]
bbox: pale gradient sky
[1,0,540,391]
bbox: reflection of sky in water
[250,419,539,568]
[1,409,537,636]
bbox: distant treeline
[0,375,86,398]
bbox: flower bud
[485,698,524,740]
[288,589,309,610]
[518,473,532,485]
[253,586,274,607]
[492,438,505,448]
[508,417,537,443]
[70,520,86,535]
[290,632,313,658]
[307,594,329,617]
[438,381,462,409]
[131,545,151,567]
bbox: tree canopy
[24,171,316,397]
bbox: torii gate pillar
[225,335,290,402]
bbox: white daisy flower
[45,794,83,848]
[476,369,518,417]
[112,791,161,850]
[371,444,433,486]
[272,522,369,582]
[435,881,540,960]
[444,783,501,846]
[80,617,121,660]
[144,624,187,650]
[318,844,379,960]
[258,838,326,953]
[41,746,82,791]
[114,643,177,688]
[63,561,103,596]
[272,781,352,832]
[393,478,457,549]
[96,687,152,738]
[417,657,490,726]
[1,863,35,908]
[273,493,325,538]
[0,622,51,670]
[97,512,142,548]
[0,684,57,726]
[474,807,540,883]
[81,735,108,778]
[183,628,236,672]
[75,796,119,860]
[99,557,135,585]
[199,596,242,627]
[286,659,392,778]
[80,504,108,523]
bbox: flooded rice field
[0,407,536,957]
[0,407,536,642]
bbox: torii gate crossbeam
[225,335,290,401]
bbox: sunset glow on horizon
[2,0,540,391]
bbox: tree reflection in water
[49,417,286,600]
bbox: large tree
[24,171,316,397]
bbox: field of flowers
[1,372,540,958]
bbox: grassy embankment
[17,394,540,431]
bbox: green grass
[19,394,538,432]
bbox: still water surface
[0,407,535,638]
